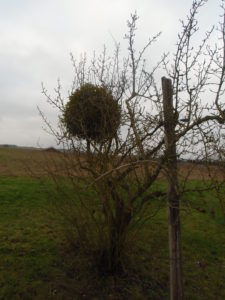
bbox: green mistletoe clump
[63,83,121,142]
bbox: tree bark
[162,77,184,300]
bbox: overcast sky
[0,0,221,147]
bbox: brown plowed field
[0,147,223,180]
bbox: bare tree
[40,0,225,297]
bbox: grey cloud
[0,0,222,147]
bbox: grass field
[0,148,225,299]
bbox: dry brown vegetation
[0,147,63,176]
[0,147,222,181]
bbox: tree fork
[162,77,184,300]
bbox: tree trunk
[162,77,184,300]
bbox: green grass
[0,177,224,299]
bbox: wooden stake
[162,77,184,300]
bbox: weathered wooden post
[162,77,184,300]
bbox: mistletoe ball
[63,83,121,142]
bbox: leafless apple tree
[40,0,225,298]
